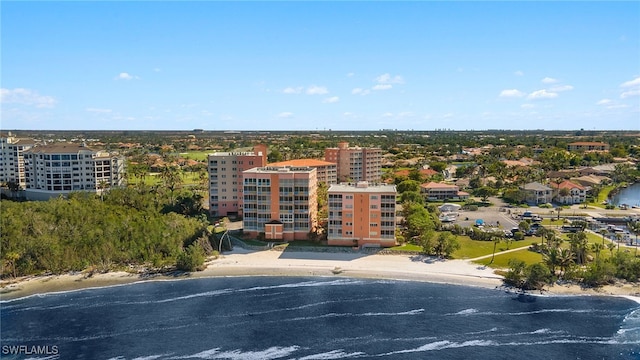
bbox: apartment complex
[327,182,396,247]
[242,166,318,241]
[207,144,267,217]
[567,142,610,152]
[268,159,337,184]
[324,142,382,183]
[0,133,36,188]
[22,143,125,200]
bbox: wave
[296,350,366,359]
[448,308,619,317]
[168,345,301,360]
[282,309,426,322]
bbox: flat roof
[329,183,396,193]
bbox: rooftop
[329,182,396,193]
[268,159,336,167]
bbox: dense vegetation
[1,188,212,278]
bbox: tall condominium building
[23,143,125,201]
[242,166,318,241]
[324,142,382,183]
[0,133,36,188]
[208,144,267,218]
[268,159,337,184]
[327,181,397,248]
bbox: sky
[1,1,639,131]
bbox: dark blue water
[612,183,640,207]
[2,277,640,359]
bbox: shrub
[176,244,205,272]
[513,231,525,240]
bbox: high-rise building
[327,181,396,247]
[207,144,267,218]
[0,133,36,189]
[242,166,318,241]
[324,142,382,183]
[268,159,337,184]
[22,143,125,200]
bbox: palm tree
[591,243,604,262]
[555,206,563,221]
[627,221,640,256]
[489,232,502,265]
[543,247,559,275]
[606,242,616,256]
[598,228,608,246]
[568,231,588,265]
[97,180,110,201]
[557,248,574,276]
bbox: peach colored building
[327,181,397,247]
[324,142,382,183]
[567,142,609,152]
[268,159,337,184]
[208,144,267,217]
[242,166,318,241]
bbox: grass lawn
[179,151,211,161]
[452,236,540,259]
[389,243,423,252]
[473,248,543,269]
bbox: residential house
[521,182,553,205]
[420,182,469,201]
[567,142,609,152]
[551,180,587,205]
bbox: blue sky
[2,1,639,131]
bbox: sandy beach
[2,247,640,301]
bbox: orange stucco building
[327,182,397,247]
[208,144,267,217]
[242,166,318,241]
[324,142,382,183]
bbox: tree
[568,231,589,265]
[543,247,559,275]
[176,243,205,272]
[557,248,574,276]
[489,232,503,264]
[591,243,604,262]
[524,263,551,290]
[474,186,497,202]
[434,232,460,258]
[97,180,110,201]
[400,191,424,205]
[397,179,421,194]
[598,228,609,246]
[4,252,21,278]
[555,207,563,221]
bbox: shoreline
[2,248,640,302]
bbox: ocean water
[1,277,640,359]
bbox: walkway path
[467,244,534,261]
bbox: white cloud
[549,84,574,92]
[528,89,558,100]
[381,112,394,118]
[521,104,535,109]
[398,111,414,118]
[498,89,525,98]
[86,108,112,113]
[442,113,454,119]
[541,77,558,84]
[351,88,370,96]
[115,72,138,80]
[0,88,57,108]
[596,99,612,106]
[277,112,293,118]
[620,76,640,88]
[347,72,355,77]
[323,96,339,103]
[373,84,392,91]
[514,70,524,76]
[153,68,161,72]
[621,89,640,99]
[375,73,404,84]
[283,86,303,94]
[343,112,353,117]
[306,86,329,95]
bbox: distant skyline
[1,1,639,131]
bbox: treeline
[1,188,211,278]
